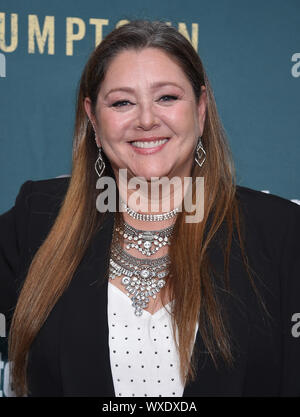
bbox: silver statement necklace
[109,223,171,316]
[114,221,174,257]
[120,199,179,222]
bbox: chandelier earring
[95,146,106,178]
[89,119,106,178]
[195,136,206,168]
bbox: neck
[117,176,188,216]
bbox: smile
[130,139,169,149]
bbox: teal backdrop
[0,0,299,396]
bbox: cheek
[98,116,121,143]
[162,104,199,135]
[98,110,133,142]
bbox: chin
[134,170,171,181]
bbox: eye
[158,95,178,103]
[111,100,133,107]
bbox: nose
[136,102,159,131]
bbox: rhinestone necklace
[120,199,179,221]
[114,221,174,257]
[109,238,170,316]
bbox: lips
[131,138,169,148]
[128,137,170,155]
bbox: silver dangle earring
[90,121,105,178]
[95,147,105,178]
[195,136,206,168]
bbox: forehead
[100,47,192,90]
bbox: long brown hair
[9,20,266,396]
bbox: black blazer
[0,177,300,397]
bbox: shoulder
[236,185,300,215]
[23,175,70,198]
[235,185,300,224]
[15,176,71,214]
[235,185,300,256]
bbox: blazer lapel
[60,211,116,396]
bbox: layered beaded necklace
[114,222,173,257]
[109,241,170,316]
[109,209,177,316]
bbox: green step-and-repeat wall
[0,0,299,396]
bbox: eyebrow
[104,82,184,99]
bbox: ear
[197,86,207,136]
[84,97,101,147]
[84,97,95,127]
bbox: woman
[1,20,300,397]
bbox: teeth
[131,139,168,149]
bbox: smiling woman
[84,48,206,182]
[1,20,300,397]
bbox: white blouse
[107,282,198,397]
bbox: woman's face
[85,47,206,181]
